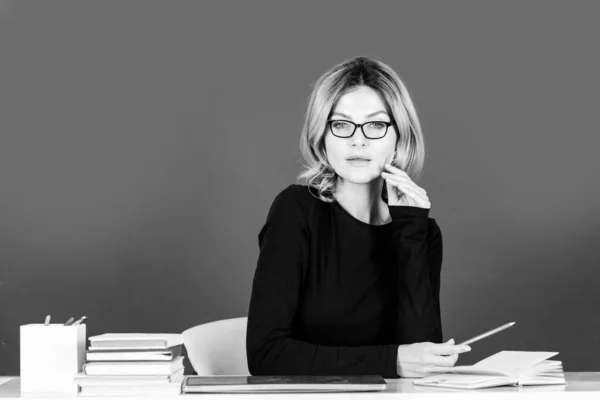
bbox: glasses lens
[364,122,387,139]
[330,121,354,137]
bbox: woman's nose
[350,127,367,146]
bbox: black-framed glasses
[327,119,395,139]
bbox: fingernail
[463,346,471,352]
[446,338,454,343]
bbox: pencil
[72,316,87,326]
[458,322,516,346]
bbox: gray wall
[1,0,599,375]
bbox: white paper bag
[20,323,86,396]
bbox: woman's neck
[334,178,391,225]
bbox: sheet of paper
[89,333,182,341]
[473,351,558,376]
[422,351,559,377]
[416,373,515,386]
[0,377,14,387]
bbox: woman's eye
[370,122,385,129]
[332,121,348,128]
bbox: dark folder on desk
[182,375,387,393]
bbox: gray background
[1,0,599,375]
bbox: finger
[419,365,449,374]
[382,165,427,196]
[415,367,437,377]
[384,163,420,187]
[384,163,408,176]
[386,180,407,204]
[381,172,425,195]
[386,181,409,205]
[386,183,418,207]
[384,176,427,202]
[430,344,471,356]
[417,366,435,375]
[427,354,458,367]
[390,178,429,203]
[381,173,426,195]
[381,167,409,180]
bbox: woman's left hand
[381,163,431,209]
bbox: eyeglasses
[327,119,395,139]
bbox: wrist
[396,344,407,377]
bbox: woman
[246,56,469,378]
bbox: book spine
[86,354,174,361]
[89,340,168,348]
[84,364,173,375]
[83,358,183,375]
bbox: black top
[246,184,443,378]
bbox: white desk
[1,373,600,399]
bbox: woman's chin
[338,172,382,185]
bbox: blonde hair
[297,56,426,203]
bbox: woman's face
[324,86,397,185]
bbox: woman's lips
[347,159,371,166]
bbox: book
[74,368,184,385]
[86,345,182,361]
[413,351,566,390]
[83,356,185,376]
[88,333,183,350]
[182,375,387,393]
[78,383,182,397]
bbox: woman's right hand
[396,338,471,378]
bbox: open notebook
[413,351,566,390]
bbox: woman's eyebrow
[331,110,389,119]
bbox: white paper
[89,333,182,341]
[422,351,559,377]
[0,377,14,387]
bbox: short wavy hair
[297,56,426,203]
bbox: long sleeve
[427,216,443,343]
[246,188,400,377]
[389,205,443,344]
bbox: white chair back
[182,316,249,376]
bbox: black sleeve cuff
[384,344,400,378]
[389,206,430,219]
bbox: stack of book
[74,333,185,396]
